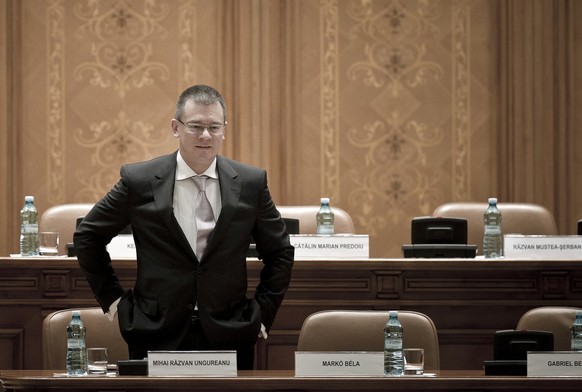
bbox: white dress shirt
[173,151,221,258]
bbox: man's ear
[221,121,227,140]
[171,119,180,138]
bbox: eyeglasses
[176,118,225,135]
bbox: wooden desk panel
[3,370,582,392]
[2,257,582,370]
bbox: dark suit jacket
[74,152,294,351]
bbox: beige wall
[1,0,581,258]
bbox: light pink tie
[193,175,214,258]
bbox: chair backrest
[432,202,557,254]
[277,205,356,234]
[39,203,94,255]
[516,306,580,351]
[42,307,128,370]
[297,310,440,371]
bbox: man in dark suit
[74,85,294,370]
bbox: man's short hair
[175,85,227,122]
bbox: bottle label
[484,224,501,233]
[317,225,334,235]
[384,338,402,349]
[68,339,86,349]
[21,223,38,234]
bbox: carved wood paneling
[376,272,401,299]
[0,278,38,292]
[541,271,569,299]
[289,278,371,292]
[3,257,582,370]
[0,328,24,370]
[42,270,68,297]
[404,278,538,293]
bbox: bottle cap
[320,197,330,204]
[488,197,497,204]
[389,310,398,317]
[72,310,81,317]
[25,195,34,202]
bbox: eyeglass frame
[175,118,226,136]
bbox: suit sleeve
[251,172,294,331]
[73,170,132,312]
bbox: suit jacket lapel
[202,156,241,260]
[151,151,197,260]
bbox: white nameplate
[289,235,369,259]
[106,234,137,259]
[148,351,237,377]
[295,351,383,377]
[504,235,582,259]
[527,351,582,376]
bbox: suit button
[187,304,194,310]
[197,266,203,274]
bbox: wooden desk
[2,257,582,371]
[2,370,582,392]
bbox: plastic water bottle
[316,197,335,235]
[66,310,88,376]
[384,310,404,376]
[571,311,582,351]
[20,195,39,256]
[483,197,502,258]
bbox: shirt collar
[176,151,218,180]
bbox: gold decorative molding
[47,0,66,205]
[320,0,340,202]
[178,0,197,85]
[452,0,471,200]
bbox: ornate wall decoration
[343,0,445,242]
[452,0,471,200]
[69,0,174,201]
[346,112,444,234]
[74,111,167,201]
[47,0,66,205]
[320,0,341,202]
[73,0,170,98]
[346,0,443,97]
[178,0,197,85]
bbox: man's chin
[182,152,216,172]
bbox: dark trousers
[129,311,256,370]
